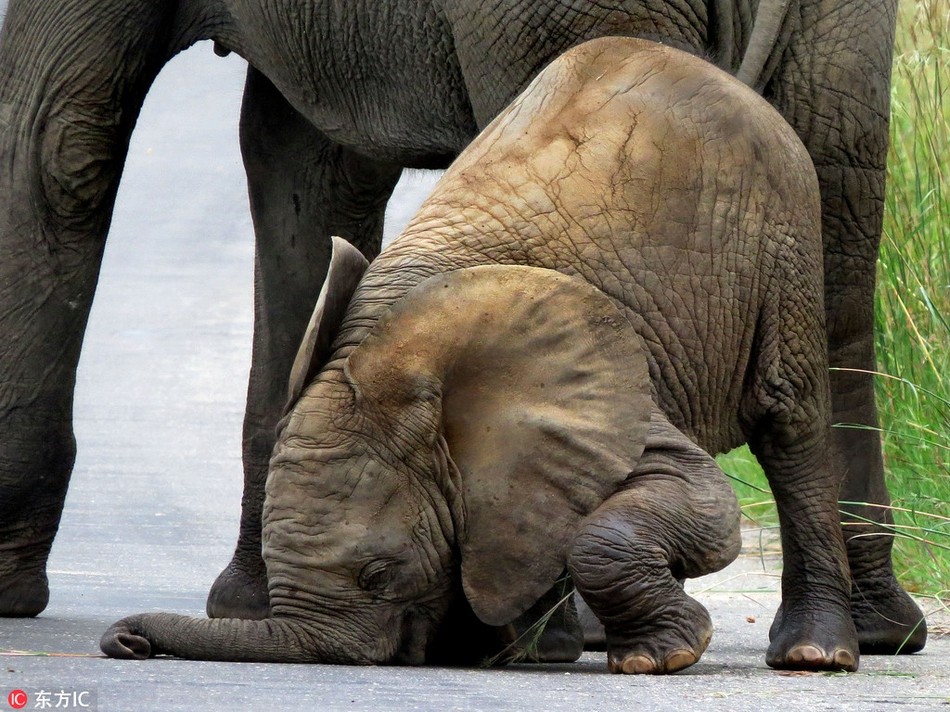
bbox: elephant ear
[345,265,652,626]
[286,236,369,408]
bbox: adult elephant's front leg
[768,0,925,653]
[0,0,191,617]
[205,68,402,620]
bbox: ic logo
[7,690,27,710]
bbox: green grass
[718,0,950,601]
[873,0,950,598]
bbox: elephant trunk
[100,613,328,663]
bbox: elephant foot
[844,505,929,654]
[496,623,583,663]
[851,575,927,654]
[767,602,859,671]
[605,595,713,675]
[206,560,270,620]
[500,619,584,664]
[497,583,584,663]
[0,570,49,617]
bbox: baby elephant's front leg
[568,413,741,674]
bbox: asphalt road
[1,35,948,712]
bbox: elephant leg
[205,67,402,619]
[833,373,925,653]
[766,0,925,653]
[742,245,860,669]
[0,0,195,616]
[750,427,860,670]
[568,412,741,674]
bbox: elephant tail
[101,613,320,663]
[736,0,792,90]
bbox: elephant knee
[39,112,122,234]
[568,516,664,603]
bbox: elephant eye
[358,561,394,592]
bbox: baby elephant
[102,37,858,673]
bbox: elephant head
[101,238,652,663]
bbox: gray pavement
[1,35,949,712]
[4,534,949,711]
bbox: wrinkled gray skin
[0,0,924,655]
[104,38,857,673]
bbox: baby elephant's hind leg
[568,412,741,674]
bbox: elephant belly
[229,1,478,166]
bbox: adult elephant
[0,0,923,653]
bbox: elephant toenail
[789,645,824,665]
[665,649,698,672]
[833,649,857,671]
[621,655,656,674]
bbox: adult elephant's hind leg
[568,412,741,674]
[767,0,925,653]
[205,67,402,620]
